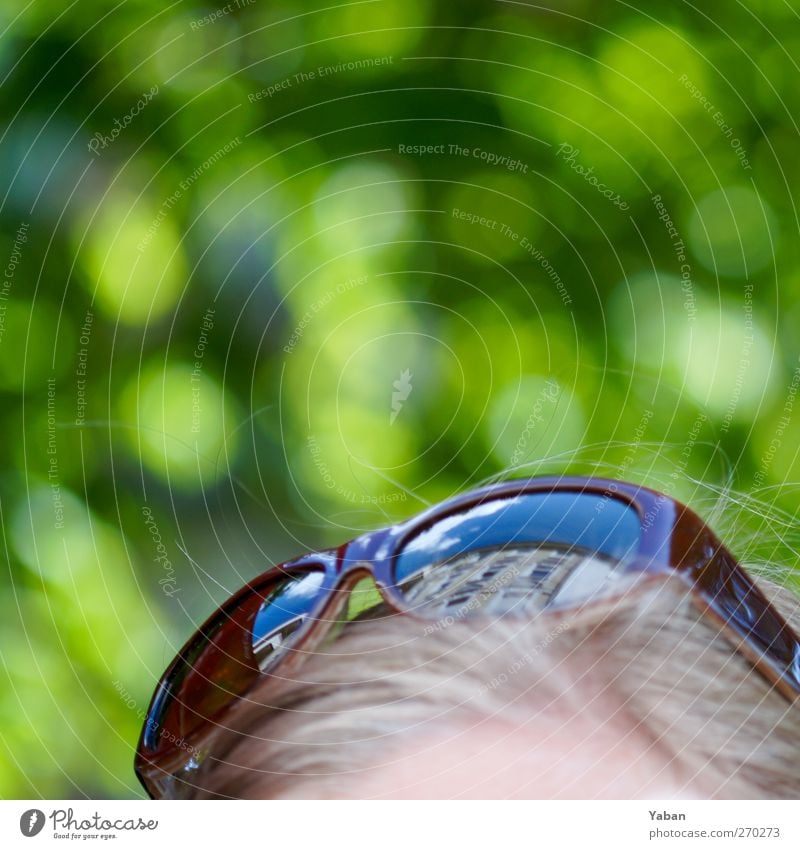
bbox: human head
[183,572,800,799]
[135,477,800,799]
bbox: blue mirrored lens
[394,491,640,585]
[252,570,326,669]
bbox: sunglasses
[134,476,800,798]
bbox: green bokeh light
[486,375,585,469]
[119,361,240,490]
[687,186,778,278]
[312,161,414,254]
[610,272,779,417]
[75,192,187,326]
[310,0,429,59]
[4,484,161,796]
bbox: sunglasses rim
[134,476,800,797]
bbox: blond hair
[184,571,800,799]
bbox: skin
[348,722,694,800]
[272,705,703,800]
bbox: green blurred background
[2,0,800,797]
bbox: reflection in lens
[252,570,326,670]
[394,492,641,616]
[146,569,326,753]
[401,544,636,619]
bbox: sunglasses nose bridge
[334,559,385,598]
[316,560,393,625]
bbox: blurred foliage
[2,0,800,797]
